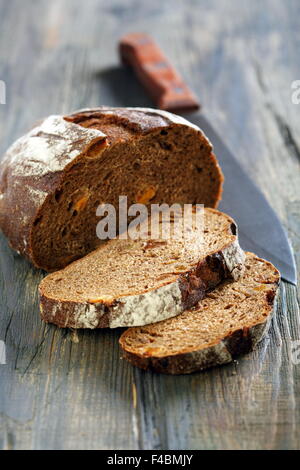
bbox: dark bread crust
[0,107,223,271]
[179,252,230,310]
[119,253,280,374]
[121,313,275,374]
[120,314,273,374]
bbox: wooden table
[0,0,299,450]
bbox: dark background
[0,0,299,450]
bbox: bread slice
[119,252,280,374]
[39,208,245,329]
[0,107,223,271]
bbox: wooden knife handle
[119,33,200,113]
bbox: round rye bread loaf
[119,252,280,374]
[0,107,223,271]
[39,208,245,329]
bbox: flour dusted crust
[40,280,183,329]
[0,115,107,260]
[1,116,107,177]
[0,107,223,270]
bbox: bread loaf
[0,107,223,271]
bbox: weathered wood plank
[0,0,299,450]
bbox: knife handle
[119,33,200,113]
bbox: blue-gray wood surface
[0,0,299,450]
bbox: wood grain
[0,0,299,450]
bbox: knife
[119,33,296,284]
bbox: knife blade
[119,33,297,284]
[186,113,296,284]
